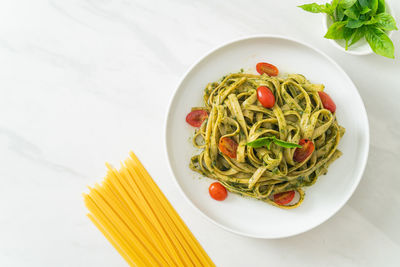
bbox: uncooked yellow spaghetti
[83,152,215,267]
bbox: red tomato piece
[257,86,275,108]
[318,91,336,113]
[256,62,279,76]
[273,190,295,205]
[293,139,315,163]
[186,110,208,127]
[218,137,238,158]
[209,182,228,201]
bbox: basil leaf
[324,3,336,17]
[272,139,302,149]
[327,0,340,18]
[335,5,345,21]
[364,16,376,25]
[359,0,369,8]
[359,14,369,21]
[370,13,398,31]
[340,0,357,9]
[360,6,371,14]
[346,19,365,28]
[349,26,366,47]
[324,21,347,39]
[355,1,370,14]
[247,136,301,149]
[358,0,377,15]
[370,0,379,15]
[344,5,360,20]
[265,139,273,150]
[344,27,355,39]
[331,0,340,10]
[377,0,385,14]
[344,27,355,49]
[247,137,272,148]
[359,0,378,13]
[298,3,326,13]
[365,26,395,58]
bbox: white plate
[165,35,369,239]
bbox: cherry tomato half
[186,110,208,127]
[209,182,228,201]
[218,137,238,158]
[257,86,275,108]
[293,139,315,163]
[318,91,336,113]
[273,190,295,205]
[256,62,279,76]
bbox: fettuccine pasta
[189,71,345,208]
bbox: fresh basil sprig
[299,0,397,58]
[247,136,302,149]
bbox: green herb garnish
[299,0,397,58]
[247,136,302,149]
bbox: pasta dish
[186,62,344,208]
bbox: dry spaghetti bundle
[83,152,215,267]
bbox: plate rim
[164,34,370,239]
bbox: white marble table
[1,0,399,266]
